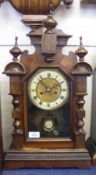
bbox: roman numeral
[47,103,50,107]
[55,75,58,79]
[60,81,64,85]
[34,81,38,84]
[39,75,43,80]
[61,89,66,91]
[47,73,51,78]
[39,101,43,105]
[31,89,35,92]
[60,96,64,100]
[33,96,37,100]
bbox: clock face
[28,68,69,110]
[43,119,55,131]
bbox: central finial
[43,15,57,34]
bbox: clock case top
[3,15,92,169]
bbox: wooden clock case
[3,15,92,169]
[86,68,96,166]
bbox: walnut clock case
[3,16,92,169]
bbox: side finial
[75,36,88,62]
[10,36,22,62]
[0,0,4,7]
[63,0,73,9]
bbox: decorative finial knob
[63,0,73,9]
[0,0,4,7]
[10,36,22,62]
[75,36,88,62]
[43,15,57,34]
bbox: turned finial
[75,36,88,62]
[0,0,4,7]
[63,0,73,9]
[10,36,22,62]
[43,15,57,34]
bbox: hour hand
[40,80,52,93]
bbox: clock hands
[50,81,64,90]
[39,75,63,92]
[40,80,59,95]
[39,78,65,96]
[39,79,53,93]
[40,80,49,90]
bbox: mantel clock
[3,15,92,169]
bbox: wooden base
[86,137,96,165]
[4,149,91,169]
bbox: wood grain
[10,0,61,14]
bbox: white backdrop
[0,0,96,151]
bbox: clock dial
[43,119,55,131]
[28,69,69,110]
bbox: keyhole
[54,92,57,94]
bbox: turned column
[3,37,26,149]
[72,37,92,148]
